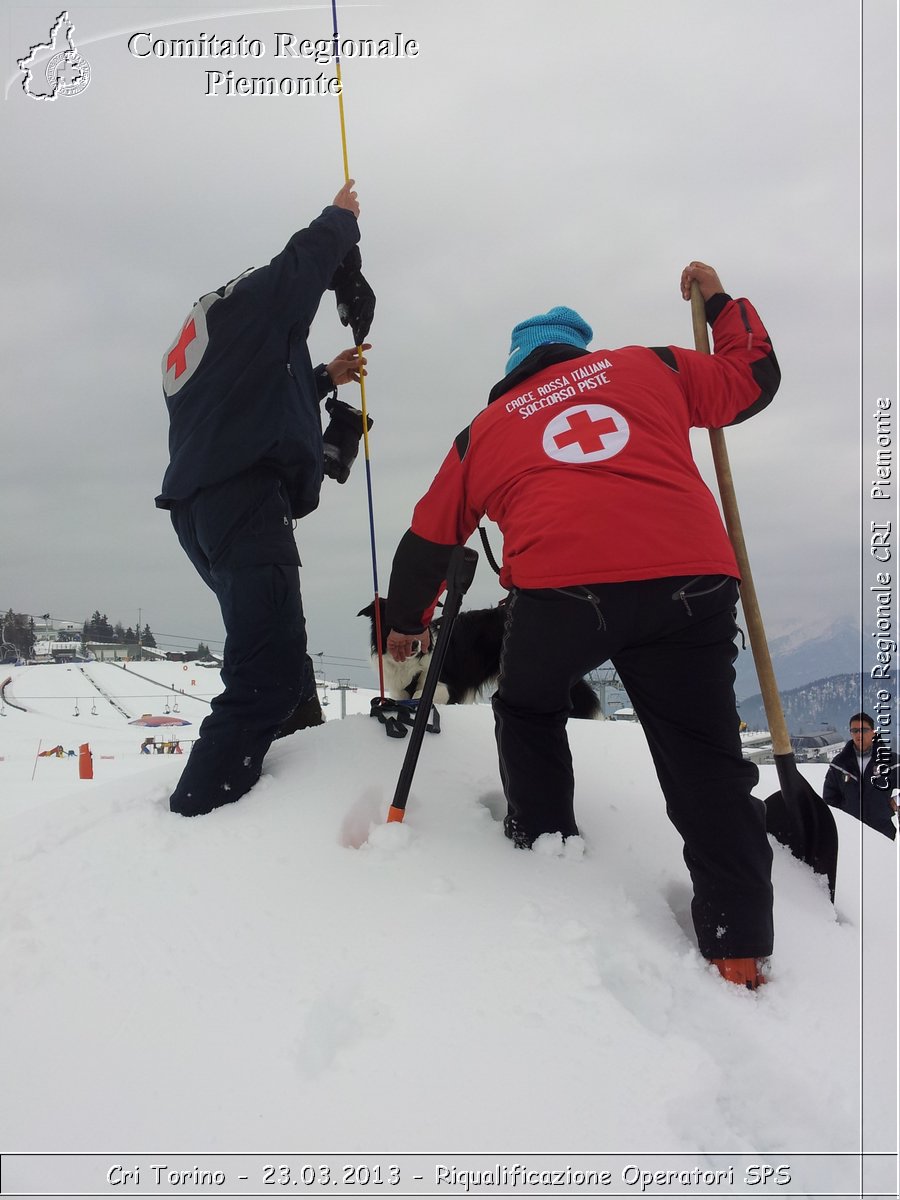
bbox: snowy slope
[0,666,897,1198]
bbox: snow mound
[1,693,896,1189]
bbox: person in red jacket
[385,262,779,989]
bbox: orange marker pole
[78,743,93,780]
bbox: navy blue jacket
[155,205,359,519]
[823,737,899,840]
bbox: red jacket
[387,293,779,633]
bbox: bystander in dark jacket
[824,713,899,840]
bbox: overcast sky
[2,1,896,684]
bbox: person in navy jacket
[385,262,779,988]
[156,180,374,817]
[824,713,899,839]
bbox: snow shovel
[386,545,479,823]
[691,283,838,900]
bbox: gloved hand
[322,396,374,484]
[329,246,376,345]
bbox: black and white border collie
[358,598,601,718]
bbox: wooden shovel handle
[690,283,792,756]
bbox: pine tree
[141,623,157,649]
[82,612,117,642]
[83,611,102,641]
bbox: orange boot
[710,957,767,990]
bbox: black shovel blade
[764,752,838,902]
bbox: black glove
[322,396,373,484]
[329,246,376,345]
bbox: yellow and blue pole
[331,0,385,700]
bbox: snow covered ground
[1,663,897,1199]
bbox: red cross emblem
[162,305,211,396]
[553,410,619,454]
[542,404,630,464]
[166,318,197,380]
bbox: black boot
[273,692,325,740]
[503,813,535,848]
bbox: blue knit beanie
[505,306,593,373]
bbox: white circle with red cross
[161,303,210,396]
[542,404,630,463]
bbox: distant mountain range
[600,613,880,736]
[736,672,886,737]
[733,613,862,701]
[730,612,884,735]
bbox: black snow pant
[493,575,774,960]
[167,468,316,817]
